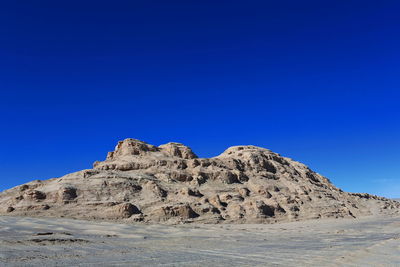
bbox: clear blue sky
[1,1,399,197]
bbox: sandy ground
[0,215,399,266]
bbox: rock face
[0,138,399,224]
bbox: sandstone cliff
[0,138,398,223]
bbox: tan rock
[159,142,197,159]
[0,138,398,224]
[24,190,46,201]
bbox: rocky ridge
[0,138,398,224]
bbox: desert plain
[0,214,400,266]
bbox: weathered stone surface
[151,204,199,221]
[0,138,398,224]
[6,207,14,213]
[110,203,141,218]
[24,190,46,201]
[159,142,197,159]
[58,186,77,202]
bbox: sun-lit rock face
[106,139,159,160]
[1,138,399,224]
[158,142,197,159]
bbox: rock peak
[158,142,197,159]
[106,138,158,160]
[217,145,272,157]
[104,139,197,161]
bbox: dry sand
[1,215,399,266]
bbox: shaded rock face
[24,190,46,201]
[151,204,199,222]
[58,186,77,202]
[1,138,399,224]
[109,203,141,219]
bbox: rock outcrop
[0,138,398,224]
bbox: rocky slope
[0,138,398,224]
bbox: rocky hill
[0,138,398,224]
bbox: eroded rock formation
[0,138,398,224]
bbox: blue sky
[0,1,399,197]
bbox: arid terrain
[0,138,399,266]
[0,138,399,223]
[0,214,399,266]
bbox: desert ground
[1,140,399,266]
[1,215,399,266]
